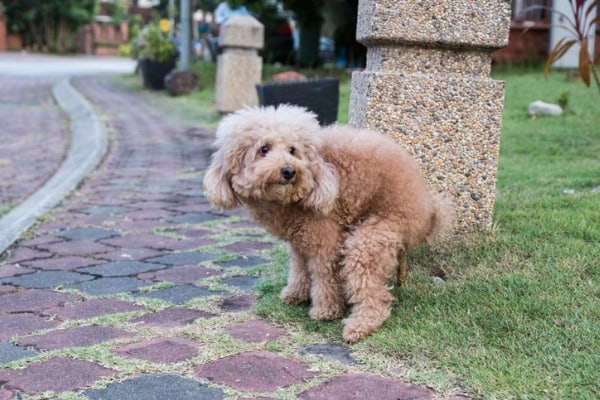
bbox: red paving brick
[298,373,435,400]
[0,388,14,400]
[224,320,288,343]
[0,289,81,313]
[16,325,134,350]
[0,313,60,341]
[193,351,318,392]
[131,307,216,328]
[21,255,100,270]
[44,298,143,320]
[112,337,201,363]
[219,293,257,312]
[0,284,17,295]
[36,240,114,256]
[1,247,52,264]
[0,264,35,278]
[0,357,115,394]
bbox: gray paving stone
[297,373,434,400]
[99,233,181,250]
[75,205,134,215]
[78,261,166,277]
[65,277,154,295]
[215,255,269,269]
[221,275,259,291]
[84,374,223,400]
[0,342,39,363]
[168,212,223,224]
[37,240,114,256]
[135,285,227,304]
[193,351,317,393]
[297,342,357,365]
[146,251,220,266]
[98,248,163,262]
[0,270,94,289]
[56,227,120,241]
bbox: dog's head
[203,105,338,214]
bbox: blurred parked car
[205,2,294,64]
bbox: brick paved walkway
[0,75,471,399]
[0,76,68,214]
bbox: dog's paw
[342,318,374,343]
[309,305,344,321]
[280,285,310,305]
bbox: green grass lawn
[122,63,599,399]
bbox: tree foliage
[1,0,99,53]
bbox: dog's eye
[260,145,270,155]
[289,147,296,155]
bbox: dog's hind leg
[280,245,311,305]
[397,250,408,286]
[340,217,401,343]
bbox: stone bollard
[349,0,511,233]
[216,15,264,113]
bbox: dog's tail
[425,193,456,245]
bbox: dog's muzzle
[280,166,296,182]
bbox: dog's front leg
[280,245,311,305]
[304,224,345,321]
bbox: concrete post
[349,0,512,232]
[216,15,264,113]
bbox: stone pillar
[349,0,511,232]
[216,15,264,113]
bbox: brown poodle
[203,105,454,342]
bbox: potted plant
[134,23,177,90]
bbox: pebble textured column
[349,0,511,232]
[216,15,264,113]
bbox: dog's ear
[202,147,239,209]
[303,156,339,215]
[203,108,261,209]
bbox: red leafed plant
[532,0,600,92]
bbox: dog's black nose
[281,166,296,181]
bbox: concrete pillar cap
[219,14,264,50]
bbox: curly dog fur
[203,105,454,342]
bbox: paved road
[0,52,136,76]
[0,54,469,400]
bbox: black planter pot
[139,58,176,90]
[256,78,339,126]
